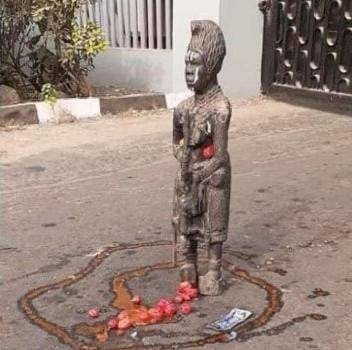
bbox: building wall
[88,0,263,100]
[88,48,173,93]
[219,0,263,98]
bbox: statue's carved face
[185,50,210,93]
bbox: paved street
[1,99,352,350]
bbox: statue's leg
[207,241,223,280]
[179,236,198,286]
[199,240,225,296]
[199,168,230,296]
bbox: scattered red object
[178,281,193,290]
[201,143,215,159]
[88,308,100,318]
[107,317,119,330]
[106,283,198,339]
[179,303,193,315]
[117,310,128,321]
[174,295,184,304]
[137,309,152,322]
[156,306,165,317]
[131,295,141,304]
[118,317,132,330]
[164,303,177,317]
[155,298,177,318]
[148,308,164,321]
[156,298,170,311]
[177,282,199,301]
[178,292,191,301]
[187,288,198,299]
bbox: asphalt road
[1,99,352,350]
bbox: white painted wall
[171,0,263,98]
[89,0,263,99]
[89,48,173,92]
[219,0,263,98]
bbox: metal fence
[77,0,173,49]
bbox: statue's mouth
[186,74,195,85]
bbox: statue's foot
[180,263,197,286]
[199,271,225,296]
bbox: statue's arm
[196,111,230,182]
[172,108,184,160]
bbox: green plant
[62,22,108,75]
[31,0,107,96]
[41,83,58,105]
[0,0,36,98]
[0,0,107,99]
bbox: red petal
[148,308,164,321]
[179,303,193,315]
[164,303,177,317]
[179,281,193,289]
[179,292,191,301]
[156,298,170,311]
[187,288,198,299]
[88,308,100,318]
[138,310,151,322]
[174,295,184,304]
[107,318,118,330]
[131,295,141,304]
[118,318,132,330]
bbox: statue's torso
[176,87,231,166]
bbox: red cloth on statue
[201,143,215,159]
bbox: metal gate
[261,0,352,102]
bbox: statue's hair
[188,20,226,75]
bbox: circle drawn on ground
[18,240,324,349]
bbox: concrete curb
[0,92,193,127]
[35,98,101,123]
[0,103,39,127]
[101,93,166,114]
[0,98,101,127]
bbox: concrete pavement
[1,99,352,349]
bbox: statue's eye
[185,52,192,64]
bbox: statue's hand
[181,172,192,188]
[192,171,201,184]
[174,144,183,161]
[192,162,206,172]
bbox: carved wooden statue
[172,20,231,296]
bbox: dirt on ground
[1,98,352,350]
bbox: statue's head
[185,20,226,93]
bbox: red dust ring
[17,240,323,349]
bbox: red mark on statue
[201,143,215,159]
